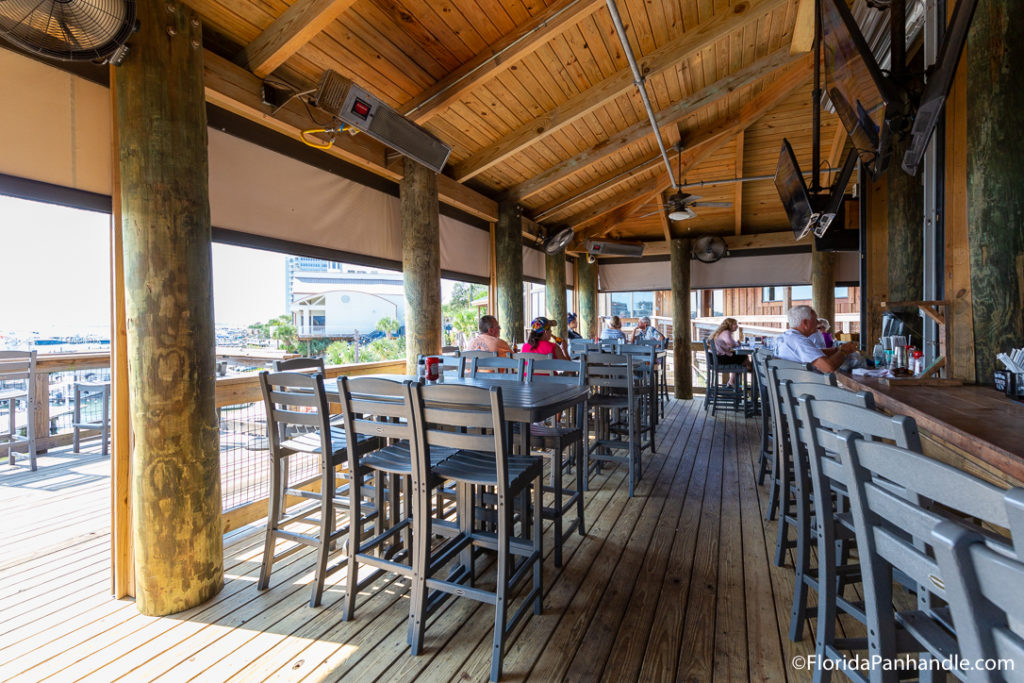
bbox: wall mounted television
[775,139,858,242]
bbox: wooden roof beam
[399,0,605,125]
[452,0,790,184]
[525,48,801,218]
[734,131,744,235]
[790,0,815,54]
[204,50,498,222]
[638,231,803,255]
[235,0,358,78]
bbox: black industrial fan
[0,0,136,64]
[544,227,574,255]
[692,235,728,263]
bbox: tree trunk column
[967,0,1024,383]
[115,0,221,616]
[545,251,567,339]
[401,158,442,367]
[495,201,524,345]
[811,244,836,330]
[671,239,693,399]
[577,257,598,340]
[887,133,924,335]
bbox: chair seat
[434,450,543,489]
[280,427,375,454]
[529,423,582,440]
[588,394,630,409]
[361,441,456,475]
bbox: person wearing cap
[522,317,568,360]
[630,316,665,344]
[465,314,513,357]
[566,312,583,340]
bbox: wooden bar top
[837,372,1024,483]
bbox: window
[712,290,724,316]
[834,286,849,298]
[606,291,656,318]
[609,292,630,317]
[791,285,812,300]
[762,287,783,302]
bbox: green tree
[325,340,356,365]
[376,316,401,339]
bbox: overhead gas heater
[313,70,452,174]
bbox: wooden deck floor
[0,399,825,682]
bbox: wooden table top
[837,372,1024,482]
[329,375,589,424]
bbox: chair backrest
[513,351,553,362]
[274,356,325,373]
[932,519,1024,675]
[441,346,460,355]
[470,355,525,379]
[259,370,333,460]
[568,339,600,358]
[835,431,1015,654]
[0,350,36,385]
[585,351,635,393]
[527,358,585,386]
[411,383,510,490]
[337,376,416,467]
[461,350,498,361]
[439,355,465,378]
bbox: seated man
[775,305,857,373]
[631,316,665,344]
[465,314,512,357]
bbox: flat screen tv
[821,0,898,179]
[774,139,817,240]
[812,148,859,237]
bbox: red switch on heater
[351,99,371,119]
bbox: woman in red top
[522,317,568,360]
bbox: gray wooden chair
[932,518,1024,681]
[585,351,641,497]
[336,376,454,622]
[461,350,498,361]
[751,348,774,487]
[1,350,37,470]
[797,397,924,681]
[71,381,111,456]
[619,343,657,452]
[441,345,460,354]
[440,355,465,378]
[568,339,600,358]
[703,343,748,416]
[835,429,1016,682]
[257,370,379,607]
[767,361,835,566]
[274,356,325,372]
[408,383,543,682]
[526,357,587,567]
[469,355,524,379]
[780,383,873,645]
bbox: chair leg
[408,474,431,655]
[575,437,586,535]
[532,471,543,615]
[553,448,564,568]
[27,395,37,471]
[343,467,362,620]
[8,400,15,466]
[490,500,511,682]
[310,466,334,608]
[258,456,284,591]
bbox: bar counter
[837,373,1024,486]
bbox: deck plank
[1,400,835,682]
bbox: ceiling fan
[637,143,732,221]
[0,0,136,64]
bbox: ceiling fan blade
[633,210,665,219]
[685,195,703,203]
[669,207,697,221]
[691,201,733,208]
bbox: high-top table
[837,372,1024,486]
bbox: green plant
[375,316,401,339]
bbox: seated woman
[709,317,751,385]
[522,317,568,360]
[600,315,627,342]
[815,318,835,348]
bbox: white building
[286,258,405,338]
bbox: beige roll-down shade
[598,251,861,292]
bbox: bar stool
[1,350,37,470]
[71,381,111,455]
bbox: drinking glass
[873,344,885,367]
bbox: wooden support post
[811,243,836,328]
[577,256,598,340]
[114,0,222,616]
[966,0,1024,383]
[401,158,442,366]
[671,238,693,399]
[495,201,525,345]
[887,132,924,333]
[545,251,567,339]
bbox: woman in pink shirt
[522,317,568,360]
[708,317,751,384]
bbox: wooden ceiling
[191,0,850,249]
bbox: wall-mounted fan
[692,235,728,263]
[0,0,137,64]
[544,227,575,255]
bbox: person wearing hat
[566,312,583,340]
[522,317,568,360]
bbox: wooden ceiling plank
[513,46,799,205]
[236,0,358,78]
[789,0,814,54]
[450,0,789,183]
[564,52,812,233]
[203,49,498,222]
[399,0,605,124]
[635,230,801,255]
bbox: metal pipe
[811,0,822,193]
[604,0,677,189]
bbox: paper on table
[852,367,890,378]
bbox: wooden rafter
[734,131,744,235]
[511,46,801,206]
[790,0,815,54]
[235,0,357,78]
[452,0,790,184]
[595,53,814,230]
[203,50,498,222]
[630,231,806,256]
[399,0,605,124]
[826,122,849,187]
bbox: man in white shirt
[774,305,857,373]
